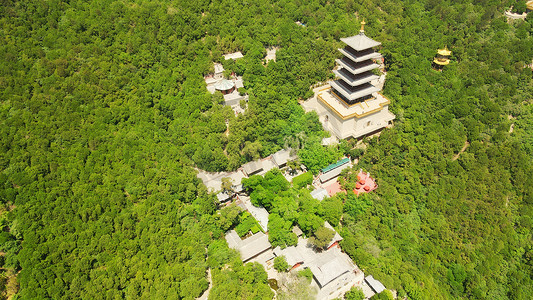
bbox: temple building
[304,20,395,140]
[204,59,248,112]
[433,47,451,71]
[214,79,235,95]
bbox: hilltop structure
[204,55,248,113]
[433,47,451,71]
[304,20,395,140]
[353,169,377,195]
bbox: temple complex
[204,57,248,113]
[303,20,395,140]
[433,47,451,71]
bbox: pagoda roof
[333,69,379,87]
[339,48,380,63]
[214,79,235,91]
[433,58,450,66]
[336,58,379,75]
[331,80,380,101]
[317,88,393,121]
[340,33,381,51]
[437,48,451,56]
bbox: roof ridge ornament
[360,19,366,34]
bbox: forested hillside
[0,0,532,299]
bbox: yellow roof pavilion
[437,48,452,56]
[527,1,533,10]
[433,58,450,66]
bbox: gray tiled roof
[225,230,272,262]
[214,79,235,91]
[365,275,386,294]
[238,232,272,262]
[310,188,329,201]
[339,48,380,63]
[330,80,379,102]
[271,149,297,167]
[308,250,351,288]
[273,246,304,267]
[340,33,381,51]
[333,69,379,87]
[243,161,263,176]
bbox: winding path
[452,141,470,161]
[197,268,212,300]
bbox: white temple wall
[317,102,392,140]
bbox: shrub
[273,256,289,272]
[292,172,313,188]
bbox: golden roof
[437,48,452,56]
[433,58,450,66]
[527,1,533,10]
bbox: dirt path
[197,268,212,300]
[508,115,515,134]
[225,123,229,137]
[452,141,470,161]
[5,270,20,300]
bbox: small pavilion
[433,47,451,71]
[353,169,377,195]
[214,79,235,95]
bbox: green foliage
[209,262,273,300]
[344,286,365,300]
[319,196,343,225]
[216,204,243,234]
[511,1,527,14]
[292,172,313,189]
[246,169,290,210]
[297,268,313,283]
[274,256,290,272]
[309,226,335,249]
[242,141,263,161]
[298,140,343,174]
[1,0,532,299]
[276,274,317,300]
[336,1,533,298]
[370,290,394,300]
[221,177,234,194]
[297,190,325,235]
[447,264,467,295]
[268,213,298,248]
[207,239,239,269]
[235,212,262,237]
[343,192,373,220]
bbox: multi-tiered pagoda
[307,20,395,140]
[432,47,451,71]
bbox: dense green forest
[1,0,532,299]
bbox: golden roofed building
[433,47,451,71]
